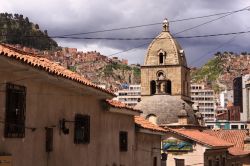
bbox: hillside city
[1,8,250,166]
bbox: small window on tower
[159,53,164,64]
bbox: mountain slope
[191,51,250,92]
[0,13,58,50]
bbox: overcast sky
[1,0,250,67]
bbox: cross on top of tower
[162,18,169,32]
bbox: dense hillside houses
[4,44,141,91]
[191,52,250,92]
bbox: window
[150,80,156,95]
[241,125,245,129]
[222,157,226,166]
[231,125,238,129]
[74,114,90,144]
[159,53,164,64]
[5,83,26,138]
[153,157,157,166]
[215,159,219,166]
[208,160,212,166]
[45,128,53,152]
[175,159,184,166]
[119,131,128,152]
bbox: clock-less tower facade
[141,19,191,102]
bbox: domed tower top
[140,18,191,102]
[144,18,187,67]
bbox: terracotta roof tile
[0,44,114,96]
[171,129,233,148]
[134,116,166,132]
[106,100,142,113]
[204,130,250,156]
[204,130,247,149]
[228,147,250,156]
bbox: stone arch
[150,80,156,95]
[158,49,166,65]
[157,71,165,80]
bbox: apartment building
[191,84,216,122]
[115,85,141,107]
[234,74,250,122]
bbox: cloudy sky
[1,0,250,67]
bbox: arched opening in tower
[165,80,171,94]
[150,80,156,95]
[159,53,164,64]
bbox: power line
[189,27,249,66]
[107,5,250,56]
[0,7,249,38]
[32,30,250,40]
[173,5,250,35]
[52,6,250,37]
[108,42,151,57]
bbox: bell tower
[141,18,191,102]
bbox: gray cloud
[1,0,250,66]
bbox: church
[135,19,201,128]
[135,19,250,166]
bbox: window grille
[5,83,26,138]
[74,114,90,144]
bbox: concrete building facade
[114,85,141,107]
[190,84,216,122]
[233,74,250,123]
[219,90,233,108]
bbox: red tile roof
[228,147,250,156]
[134,116,166,132]
[204,130,250,156]
[0,44,114,97]
[171,129,233,148]
[106,100,142,113]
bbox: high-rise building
[190,84,216,122]
[233,74,250,122]
[114,85,141,107]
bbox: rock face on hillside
[191,52,250,92]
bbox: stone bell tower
[140,18,191,102]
